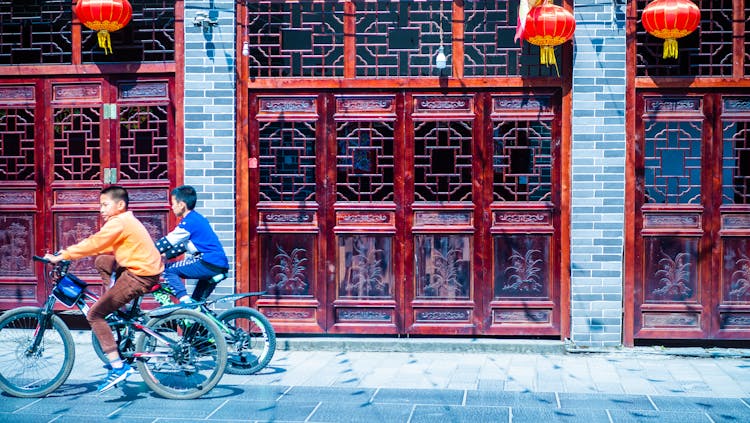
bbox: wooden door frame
[234,0,573,338]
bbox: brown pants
[89,255,160,355]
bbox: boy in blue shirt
[156,185,229,303]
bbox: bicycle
[91,274,276,375]
[0,256,227,399]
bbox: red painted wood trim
[734,1,744,79]
[344,1,355,79]
[174,0,184,193]
[623,0,638,347]
[247,77,562,90]
[0,63,176,76]
[236,0,251,299]
[452,0,464,79]
[558,0,574,341]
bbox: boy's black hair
[101,185,129,207]
[171,185,197,210]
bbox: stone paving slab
[62,330,750,399]
[4,330,750,421]
[4,384,750,422]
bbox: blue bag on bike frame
[53,274,87,307]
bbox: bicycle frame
[38,258,194,358]
[198,292,265,330]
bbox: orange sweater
[60,211,164,277]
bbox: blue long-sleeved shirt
[163,210,229,270]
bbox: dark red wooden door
[249,90,563,336]
[634,93,750,340]
[0,77,176,306]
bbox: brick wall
[182,1,236,297]
[569,0,626,346]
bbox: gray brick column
[183,1,236,296]
[570,0,626,346]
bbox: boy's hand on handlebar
[43,253,64,264]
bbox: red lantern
[74,0,133,55]
[522,1,576,71]
[642,0,700,60]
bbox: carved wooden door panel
[403,93,479,334]
[635,93,750,340]
[46,78,173,298]
[251,94,328,332]
[714,95,750,338]
[328,94,402,333]
[485,93,562,335]
[249,91,564,335]
[48,79,114,287]
[0,77,177,308]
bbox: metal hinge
[103,167,118,184]
[103,103,117,119]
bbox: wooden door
[48,77,175,293]
[0,82,44,309]
[634,93,750,340]
[0,77,176,306]
[250,94,329,332]
[250,90,564,336]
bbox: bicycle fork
[27,296,58,356]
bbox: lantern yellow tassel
[539,46,561,77]
[539,46,556,66]
[662,38,679,59]
[97,30,112,55]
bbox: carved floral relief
[338,236,391,298]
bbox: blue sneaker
[97,363,133,393]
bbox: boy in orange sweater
[44,185,163,393]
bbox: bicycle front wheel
[217,307,276,375]
[134,308,226,400]
[0,307,75,397]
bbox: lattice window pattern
[722,120,750,204]
[247,0,344,78]
[636,0,733,77]
[463,0,552,77]
[643,120,702,204]
[119,105,169,181]
[259,121,317,202]
[492,119,552,202]
[53,107,101,181]
[0,0,72,65]
[354,0,451,77]
[414,120,473,202]
[81,0,175,63]
[336,121,395,202]
[0,108,35,181]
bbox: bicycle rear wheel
[217,307,276,375]
[0,307,75,397]
[92,319,137,364]
[134,308,226,400]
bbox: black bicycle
[0,256,227,399]
[91,275,276,376]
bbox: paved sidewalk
[2,331,750,422]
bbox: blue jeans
[163,257,219,299]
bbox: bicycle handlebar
[32,255,49,263]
